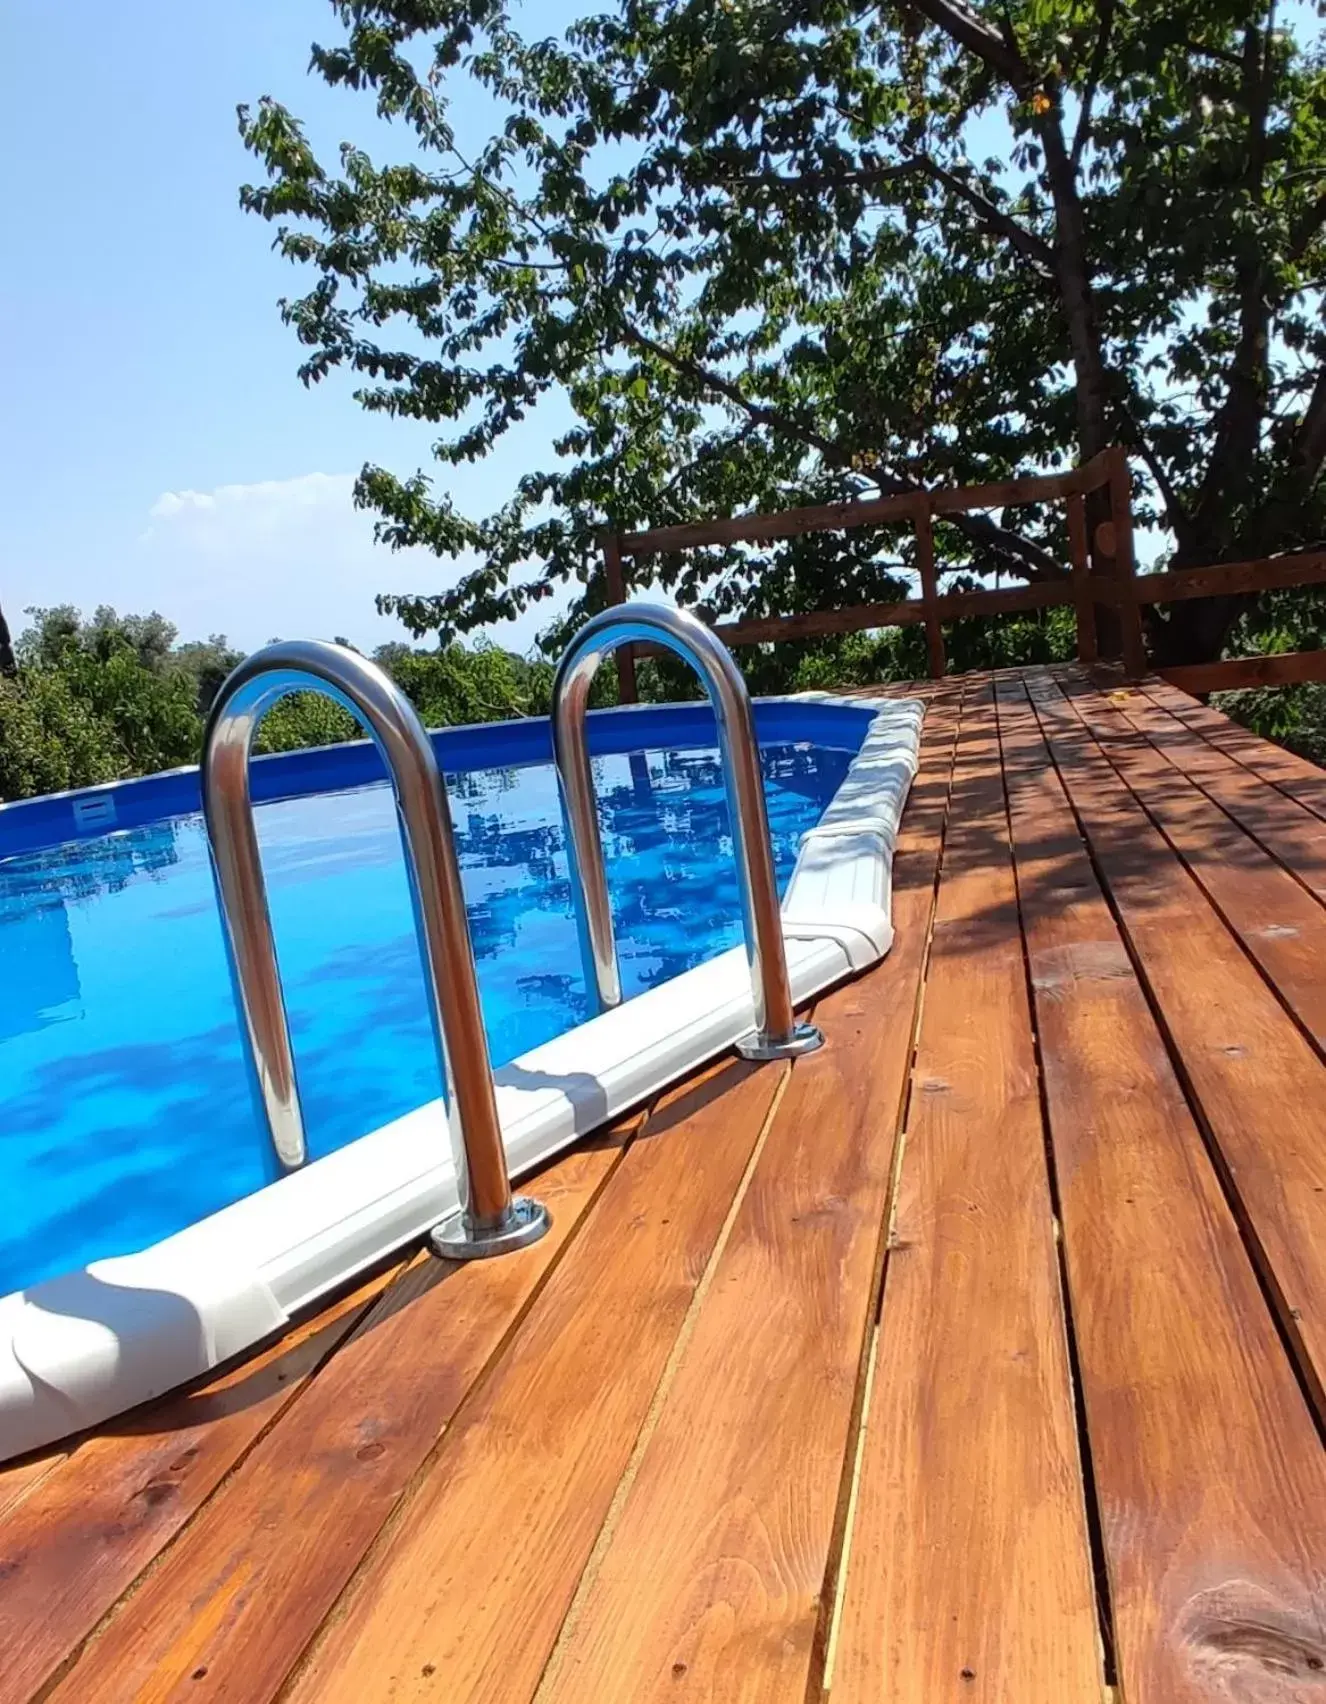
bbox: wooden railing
[601,447,1326,700]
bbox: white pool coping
[0,694,922,1460]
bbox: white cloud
[127,471,564,655]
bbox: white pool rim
[0,693,922,1460]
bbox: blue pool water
[0,740,851,1294]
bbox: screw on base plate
[735,1020,825,1062]
[430,1195,551,1262]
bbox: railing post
[601,534,638,705]
[202,640,550,1262]
[913,498,946,679]
[1066,488,1098,665]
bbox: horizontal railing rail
[599,451,1326,697]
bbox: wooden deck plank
[833,687,1102,1704]
[1043,673,1326,1409]
[1099,680,1326,910]
[41,1136,631,1704]
[998,675,1326,1699]
[279,1057,789,1704]
[0,1257,407,1704]
[533,696,962,1703]
[0,1449,66,1521]
[1140,677,1326,823]
[1058,677,1326,1053]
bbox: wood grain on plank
[1161,648,1326,694]
[282,1058,788,1704]
[1128,550,1326,608]
[833,688,1101,1704]
[0,1257,405,1704]
[0,1449,66,1521]
[1142,678,1326,823]
[1038,676,1326,1410]
[42,1137,629,1704]
[1115,686,1326,906]
[999,675,1326,1700]
[536,691,962,1704]
[1059,678,1326,1053]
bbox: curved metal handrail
[551,604,823,1061]
[201,639,549,1261]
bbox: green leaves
[240,0,1325,669]
[0,608,563,801]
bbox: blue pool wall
[0,698,878,860]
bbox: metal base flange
[735,1020,825,1062]
[430,1195,552,1262]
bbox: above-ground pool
[0,694,922,1458]
[1,739,850,1296]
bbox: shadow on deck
[4,665,1326,1703]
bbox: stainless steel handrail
[551,604,823,1061]
[201,639,549,1261]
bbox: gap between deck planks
[1110,682,1326,911]
[1056,673,1326,1052]
[1140,676,1326,824]
[279,690,964,1704]
[276,1057,792,1704]
[831,685,1103,1702]
[0,1254,411,1704]
[1036,672,1326,1416]
[998,674,1326,1701]
[29,1125,639,1704]
[530,691,962,1704]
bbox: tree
[0,604,575,801]
[240,0,1326,669]
[0,601,16,678]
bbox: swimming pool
[0,694,921,1458]
[0,740,850,1296]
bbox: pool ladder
[550,603,822,1061]
[202,640,549,1261]
[201,609,818,1263]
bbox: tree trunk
[1147,593,1257,669]
[1039,117,1111,462]
[1036,109,1127,657]
[0,600,16,678]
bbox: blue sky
[0,0,578,655]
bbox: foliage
[0,608,561,802]
[1214,574,1326,759]
[252,690,361,753]
[240,0,1326,671]
[15,607,204,783]
[378,640,557,722]
[1217,679,1326,762]
[0,669,125,800]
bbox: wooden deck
[5,665,1326,1702]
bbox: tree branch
[728,152,1054,271]
[1182,38,1244,69]
[909,0,1112,459]
[906,0,1030,91]
[917,155,1055,270]
[620,324,1064,580]
[1112,400,1195,549]
[1071,0,1116,169]
[1193,8,1276,543]
[1289,191,1326,263]
[720,160,924,196]
[1293,363,1326,487]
